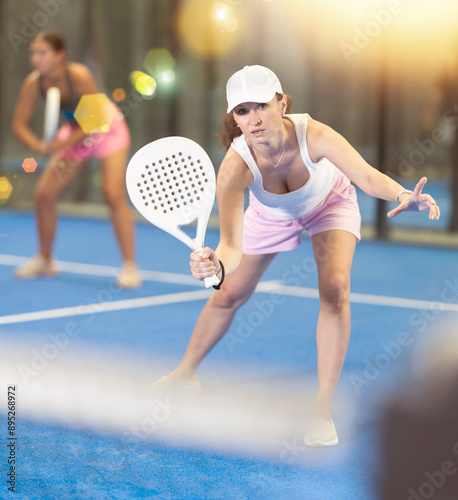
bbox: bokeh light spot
[22,158,37,173]
[143,48,176,82]
[0,177,13,205]
[215,6,228,20]
[176,0,243,59]
[160,69,176,83]
[74,94,118,134]
[112,88,126,102]
[130,71,157,98]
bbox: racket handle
[204,274,221,288]
[194,249,221,288]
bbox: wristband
[212,260,225,290]
[397,189,413,204]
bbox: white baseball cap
[226,65,283,113]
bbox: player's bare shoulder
[22,70,41,93]
[67,62,91,80]
[67,62,97,92]
[217,146,253,191]
[306,116,332,162]
[305,115,326,143]
[17,71,41,102]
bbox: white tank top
[231,113,337,218]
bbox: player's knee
[212,286,251,310]
[320,274,350,312]
[34,186,56,206]
[102,185,124,209]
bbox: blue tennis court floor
[1,209,458,499]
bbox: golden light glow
[223,17,239,32]
[215,5,228,20]
[74,94,118,134]
[175,0,243,59]
[0,177,13,204]
[279,0,458,81]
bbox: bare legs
[100,148,136,265]
[166,253,277,380]
[25,147,138,283]
[34,155,86,260]
[311,230,357,420]
[167,230,356,424]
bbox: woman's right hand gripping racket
[126,136,220,288]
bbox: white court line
[257,282,458,312]
[1,253,458,326]
[0,289,213,325]
[0,253,197,285]
[1,280,457,327]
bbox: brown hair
[32,30,66,53]
[218,93,294,151]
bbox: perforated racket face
[126,137,216,246]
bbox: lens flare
[130,71,157,98]
[112,88,126,102]
[74,94,118,134]
[160,69,175,83]
[0,177,13,204]
[176,0,243,59]
[22,158,37,173]
[215,6,228,20]
[143,48,175,80]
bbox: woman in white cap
[156,65,440,447]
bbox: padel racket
[126,136,220,288]
[43,86,60,141]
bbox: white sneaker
[15,255,58,279]
[304,417,339,447]
[117,263,142,288]
[148,375,203,394]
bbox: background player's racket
[126,136,220,288]
[43,86,60,141]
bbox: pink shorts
[242,170,361,255]
[56,114,131,163]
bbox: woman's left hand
[387,177,440,220]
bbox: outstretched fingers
[412,176,428,198]
[415,178,440,220]
[387,177,440,220]
[387,204,405,218]
[428,198,441,220]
